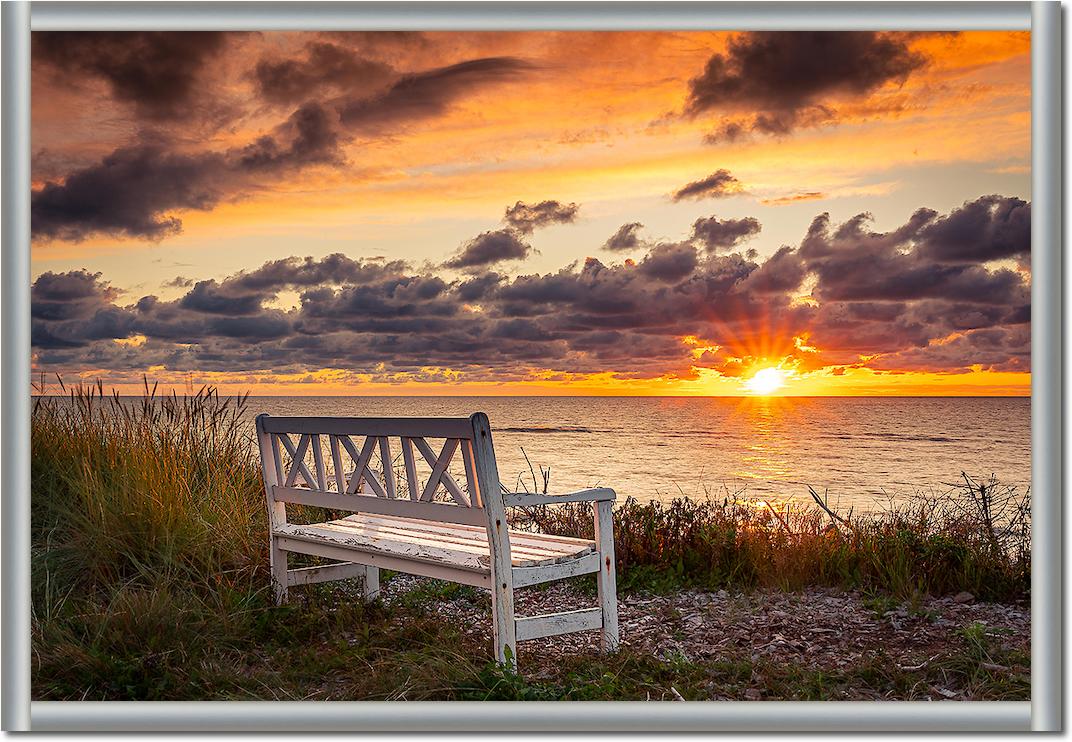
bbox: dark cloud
[457,272,506,302]
[320,31,430,51]
[31,145,227,241]
[31,269,119,321]
[602,222,646,251]
[33,32,228,121]
[686,32,927,138]
[671,169,745,201]
[233,102,345,171]
[297,275,456,330]
[690,215,761,251]
[30,254,409,354]
[34,47,538,243]
[229,254,408,291]
[799,199,1030,309]
[338,57,535,133]
[32,305,137,349]
[31,196,1031,383]
[497,258,642,319]
[740,246,806,293]
[637,243,699,282]
[868,326,1029,374]
[32,102,348,242]
[702,120,747,144]
[253,41,395,105]
[179,280,265,316]
[210,313,292,341]
[751,106,835,137]
[503,200,579,234]
[916,195,1030,264]
[30,270,136,348]
[445,230,532,270]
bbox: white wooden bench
[254,412,619,668]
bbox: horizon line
[29,392,1032,400]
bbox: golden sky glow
[30,31,1031,396]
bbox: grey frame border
[1,0,1057,732]
[2,0,32,734]
[1031,0,1063,732]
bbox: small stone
[744,688,763,701]
[953,591,975,604]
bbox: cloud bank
[32,196,1031,386]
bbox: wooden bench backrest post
[468,412,516,663]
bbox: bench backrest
[254,412,505,529]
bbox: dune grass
[515,477,1030,601]
[30,381,1030,700]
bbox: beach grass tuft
[516,479,1029,600]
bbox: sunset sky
[29,30,1031,396]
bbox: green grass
[449,630,1029,702]
[30,381,1030,700]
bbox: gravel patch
[379,574,1030,699]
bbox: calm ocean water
[243,396,1031,510]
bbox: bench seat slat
[320,518,537,556]
[304,520,550,567]
[324,517,589,564]
[276,522,492,571]
[275,535,493,588]
[345,513,595,561]
[358,511,598,550]
[275,513,594,570]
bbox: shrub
[516,479,1029,600]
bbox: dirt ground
[380,575,1031,700]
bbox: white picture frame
[2,1,1061,732]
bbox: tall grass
[516,478,1030,600]
[31,380,274,698]
[32,378,264,594]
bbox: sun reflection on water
[733,396,794,481]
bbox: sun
[744,367,787,395]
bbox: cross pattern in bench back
[263,418,481,509]
[254,412,619,670]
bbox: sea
[242,396,1031,512]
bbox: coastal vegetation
[30,382,1030,700]
[517,476,1030,601]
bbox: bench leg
[491,590,517,669]
[270,539,289,605]
[594,500,619,652]
[362,565,380,602]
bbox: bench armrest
[502,487,616,507]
